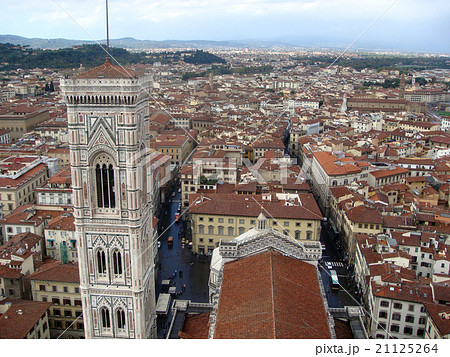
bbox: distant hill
[0,43,226,70]
[0,34,251,50]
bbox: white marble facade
[61,61,156,338]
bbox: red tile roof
[0,299,51,338]
[75,59,139,79]
[0,264,23,279]
[189,193,323,221]
[178,312,210,339]
[424,303,450,336]
[213,250,331,339]
[27,261,79,284]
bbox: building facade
[61,59,157,338]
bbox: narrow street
[154,180,210,303]
[319,221,362,308]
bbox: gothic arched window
[112,250,123,275]
[94,155,116,208]
[101,307,111,328]
[116,308,126,330]
[97,249,107,275]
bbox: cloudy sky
[0,0,449,52]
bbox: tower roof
[75,58,139,79]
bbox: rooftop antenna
[105,0,111,63]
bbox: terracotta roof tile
[214,250,331,339]
[0,299,51,338]
[27,261,79,284]
[75,60,139,79]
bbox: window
[97,249,107,275]
[63,286,68,293]
[228,227,234,236]
[52,286,57,292]
[403,326,413,335]
[95,156,116,208]
[380,301,389,307]
[54,321,62,328]
[39,285,46,291]
[218,218,223,223]
[392,313,401,321]
[74,300,82,307]
[228,218,234,223]
[390,325,400,333]
[250,220,255,225]
[198,225,204,234]
[77,322,84,330]
[42,297,47,302]
[208,217,213,222]
[378,311,387,319]
[284,221,289,227]
[74,287,80,294]
[52,298,60,305]
[393,303,402,309]
[43,322,48,332]
[63,299,71,306]
[64,310,72,317]
[75,311,82,317]
[116,309,126,330]
[417,329,424,337]
[377,323,386,330]
[420,306,426,313]
[405,315,414,323]
[306,231,312,240]
[307,222,312,228]
[418,317,426,325]
[208,226,214,235]
[53,308,61,316]
[296,222,301,227]
[112,250,123,275]
[239,227,245,235]
[101,307,111,329]
[239,219,244,224]
[218,226,224,235]
[199,217,204,221]
[408,304,414,312]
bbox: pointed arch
[96,248,107,275]
[93,154,116,209]
[100,306,111,328]
[116,308,126,330]
[112,249,123,275]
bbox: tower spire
[105,0,111,63]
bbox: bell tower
[61,61,156,338]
